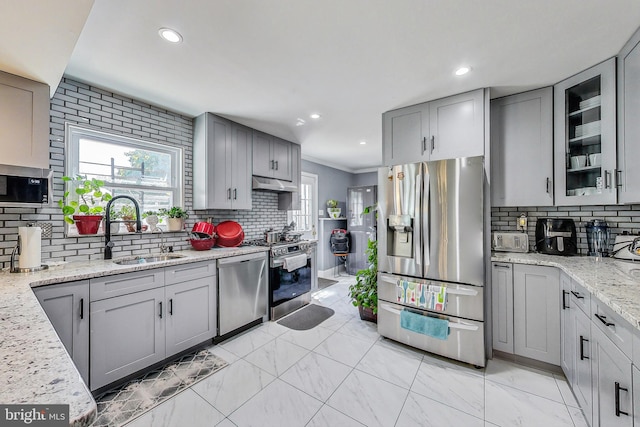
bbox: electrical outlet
[319,209,324,216]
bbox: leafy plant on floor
[349,238,378,313]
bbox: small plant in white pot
[142,210,160,231]
[160,207,188,231]
[326,199,341,218]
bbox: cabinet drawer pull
[579,336,589,360]
[570,291,584,300]
[562,291,569,310]
[595,313,614,327]
[430,136,435,154]
[159,301,163,319]
[169,298,173,316]
[493,264,510,269]
[615,382,629,417]
[80,298,84,320]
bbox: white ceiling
[4,1,640,172]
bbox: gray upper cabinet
[382,102,429,166]
[0,70,50,169]
[193,113,252,210]
[382,89,485,166]
[491,88,554,207]
[34,281,90,384]
[554,58,617,206]
[617,27,640,204]
[252,131,292,181]
[429,89,484,161]
[278,142,301,211]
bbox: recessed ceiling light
[310,113,321,119]
[159,28,183,43]
[455,66,471,76]
[295,118,306,126]
[359,141,367,145]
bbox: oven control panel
[271,242,310,257]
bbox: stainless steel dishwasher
[217,251,268,336]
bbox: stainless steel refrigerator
[346,185,377,275]
[377,156,485,367]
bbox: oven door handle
[271,254,311,268]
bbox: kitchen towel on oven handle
[396,280,448,311]
[282,253,308,272]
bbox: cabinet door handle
[233,188,237,200]
[271,160,275,170]
[562,290,569,310]
[275,161,279,170]
[571,291,584,300]
[595,313,615,327]
[422,137,426,155]
[169,298,173,316]
[430,136,435,154]
[615,382,629,417]
[227,188,231,200]
[546,177,550,194]
[605,170,612,189]
[579,336,589,360]
[159,301,163,319]
[80,298,84,320]
[616,169,623,189]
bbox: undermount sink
[113,254,184,265]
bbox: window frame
[64,123,184,234]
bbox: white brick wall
[0,78,286,268]
[491,204,640,255]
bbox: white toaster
[612,235,640,261]
[492,232,529,253]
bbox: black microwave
[0,164,53,207]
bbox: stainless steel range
[244,239,315,320]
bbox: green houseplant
[349,238,378,323]
[59,175,112,235]
[326,199,341,218]
[160,207,188,231]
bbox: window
[288,172,318,240]
[65,124,183,233]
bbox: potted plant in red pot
[59,175,112,235]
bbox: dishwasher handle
[217,251,267,266]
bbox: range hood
[252,176,298,193]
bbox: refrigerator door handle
[415,169,423,267]
[379,304,479,331]
[421,166,430,270]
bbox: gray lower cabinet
[90,287,165,390]
[633,365,640,426]
[513,264,560,365]
[165,276,216,357]
[90,261,217,390]
[490,87,554,207]
[491,262,514,353]
[591,325,633,426]
[574,307,593,425]
[34,280,90,384]
[560,271,575,384]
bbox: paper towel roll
[18,226,41,269]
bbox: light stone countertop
[0,246,268,426]
[492,252,640,332]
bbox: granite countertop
[492,252,640,332]
[0,246,268,426]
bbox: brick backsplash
[0,78,286,269]
[491,205,640,255]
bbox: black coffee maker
[535,218,578,256]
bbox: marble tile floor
[123,277,589,427]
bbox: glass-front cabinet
[554,58,616,205]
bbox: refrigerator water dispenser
[387,214,413,258]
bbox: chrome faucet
[104,195,142,260]
[154,227,168,253]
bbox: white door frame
[302,172,318,240]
